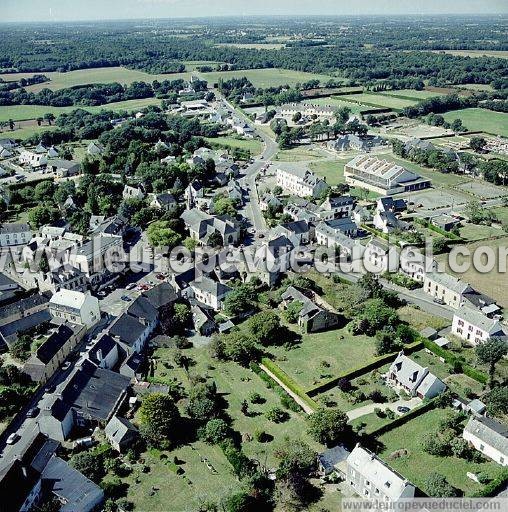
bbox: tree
[284,301,303,324]
[186,382,220,422]
[307,408,349,445]
[139,393,180,447]
[172,303,192,334]
[69,452,105,483]
[147,220,182,249]
[292,112,302,123]
[27,205,59,228]
[223,284,256,317]
[265,407,289,423]
[470,136,486,153]
[34,181,55,201]
[485,386,508,416]
[215,331,259,366]
[200,418,230,444]
[424,473,458,497]
[43,113,55,125]
[245,311,280,345]
[207,231,223,248]
[476,338,508,385]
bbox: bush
[265,407,289,423]
[249,392,265,404]
[200,419,231,445]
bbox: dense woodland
[0,17,507,89]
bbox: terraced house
[276,166,329,198]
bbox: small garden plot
[204,136,263,155]
[458,223,504,242]
[309,159,349,185]
[274,146,328,162]
[378,408,504,496]
[268,328,378,390]
[397,305,451,332]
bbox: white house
[49,290,100,328]
[0,223,32,247]
[387,351,446,399]
[276,167,329,198]
[346,444,416,502]
[399,247,435,283]
[451,307,505,345]
[423,272,473,308]
[463,416,508,466]
[122,185,145,200]
[188,277,231,311]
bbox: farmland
[204,136,263,155]
[302,97,364,115]
[0,66,191,92]
[379,89,442,100]
[442,108,508,137]
[199,68,338,88]
[340,92,419,111]
[0,97,163,122]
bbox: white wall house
[49,290,100,328]
[423,272,472,308]
[188,277,231,311]
[451,307,505,345]
[346,445,416,502]
[463,416,508,466]
[276,167,329,198]
[0,223,32,247]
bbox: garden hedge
[472,469,508,497]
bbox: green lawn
[458,223,504,241]
[0,97,163,122]
[378,408,504,496]
[309,159,349,185]
[0,124,57,140]
[442,108,508,137]
[268,327,378,390]
[397,305,450,332]
[0,66,191,92]
[341,93,418,111]
[120,442,238,511]
[200,68,337,88]
[302,97,364,115]
[204,136,263,155]
[274,146,327,162]
[490,206,508,224]
[380,89,443,100]
[152,345,320,466]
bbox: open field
[215,43,285,50]
[458,223,505,242]
[0,97,162,122]
[200,68,337,88]
[204,136,263,155]
[268,327,378,390]
[0,66,191,92]
[456,83,495,92]
[302,97,364,115]
[380,89,442,100]
[152,345,320,467]
[341,92,418,111]
[442,108,508,137]
[274,145,328,162]
[0,124,58,140]
[436,235,508,309]
[310,158,349,185]
[433,50,508,59]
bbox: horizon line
[1,12,507,24]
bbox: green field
[200,68,337,88]
[302,97,364,115]
[443,108,508,137]
[435,50,508,59]
[341,92,418,111]
[268,327,378,390]
[0,66,191,92]
[205,136,263,155]
[380,89,442,100]
[152,345,320,466]
[0,97,162,122]
[0,124,58,140]
[215,43,285,50]
[274,146,328,162]
[378,408,504,496]
[310,158,349,185]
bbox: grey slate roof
[41,456,104,512]
[454,307,504,334]
[425,272,471,295]
[109,313,147,347]
[464,416,508,456]
[105,415,138,445]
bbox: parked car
[125,283,136,290]
[6,433,20,444]
[397,406,410,414]
[62,361,71,371]
[433,297,445,305]
[121,295,132,302]
[26,407,39,418]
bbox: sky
[2,0,507,22]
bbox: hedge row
[366,397,438,437]
[260,358,318,411]
[420,337,488,385]
[413,217,461,240]
[472,469,508,497]
[306,340,423,397]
